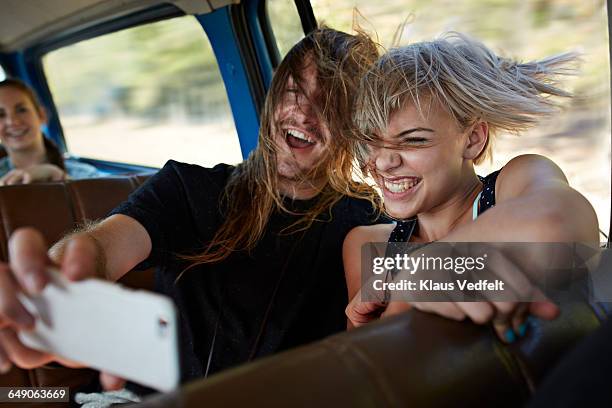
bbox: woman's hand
[405,300,559,343]
[347,293,559,343]
[345,296,388,330]
[347,243,563,343]
[0,164,67,186]
[345,294,413,329]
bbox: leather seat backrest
[0,176,145,259]
[0,175,154,399]
[138,301,607,408]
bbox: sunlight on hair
[353,32,579,166]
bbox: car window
[266,0,304,58]
[0,65,5,81]
[43,15,242,168]
[312,0,611,236]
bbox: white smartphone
[16,269,179,392]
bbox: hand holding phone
[17,269,179,392]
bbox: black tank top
[388,170,501,243]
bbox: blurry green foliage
[44,16,228,123]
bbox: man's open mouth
[285,129,316,149]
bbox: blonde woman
[343,33,599,342]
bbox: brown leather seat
[0,175,153,407]
[138,300,607,408]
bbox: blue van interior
[0,0,610,406]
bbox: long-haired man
[0,28,380,388]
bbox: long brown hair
[0,78,66,170]
[183,28,380,267]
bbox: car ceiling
[0,0,239,52]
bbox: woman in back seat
[0,78,100,185]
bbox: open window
[263,0,317,65]
[43,15,242,168]
[266,1,305,59]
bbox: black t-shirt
[110,160,378,382]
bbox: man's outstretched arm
[0,214,152,385]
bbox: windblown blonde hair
[353,32,577,165]
[182,28,380,267]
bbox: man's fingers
[100,372,126,391]
[0,265,34,330]
[61,235,100,281]
[0,328,54,369]
[8,228,50,295]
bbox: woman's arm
[404,155,597,339]
[343,224,394,300]
[343,223,397,329]
[444,154,599,243]
[346,154,598,339]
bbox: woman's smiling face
[367,101,473,219]
[0,86,45,153]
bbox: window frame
[259,0,317,70]
[607,0,612,244]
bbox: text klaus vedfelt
[371,253,505,292]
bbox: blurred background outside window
[267,0,305,57]
[44,16,242,168]
[310,0,610,236]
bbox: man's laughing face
[273,61,330,187]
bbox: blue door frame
[196,7,261,159]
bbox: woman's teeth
[383,178,421,193]
[6,129,28,138]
